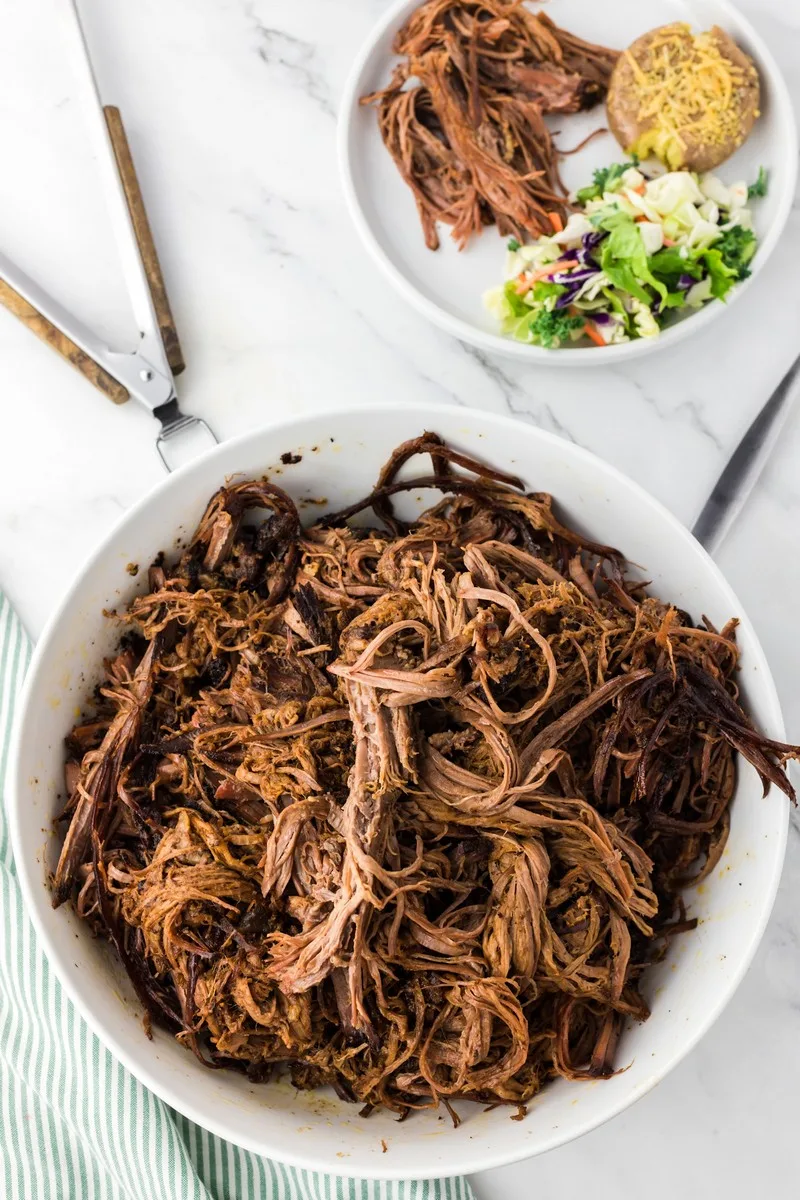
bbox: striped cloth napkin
[0,593,474,1200]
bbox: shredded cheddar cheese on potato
[620,24,759,169]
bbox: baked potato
[607,23,761,172]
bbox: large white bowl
[339,0,797,364]
[9,405,789,1179]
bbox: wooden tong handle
[0,277,128,404]
[103,106,185,376]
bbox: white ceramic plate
[8,406,790,1178]
[339,0,797,364]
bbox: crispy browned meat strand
[53,431,799,1117]
[360,1,619,249]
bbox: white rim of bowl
[337,0,798,366]
[8,403,790,1177]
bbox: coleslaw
[484,160,765,348]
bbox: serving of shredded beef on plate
[360,0,619,250]
[53,433,799,1120]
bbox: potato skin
[607,23,760,172]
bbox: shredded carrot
[568,305,608,346]
[514,261,572,293]
[663,237,675,247]
[548,211,564,233]
[582,322,607,347]
[633,182,646,195]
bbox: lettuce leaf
[531,280,566,305]
[500,279,566,322]
[502,280,532,319]
[647,247,703,287]
[599,217,667,305]
[699,248,738,300]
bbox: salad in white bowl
[484,160,767,349]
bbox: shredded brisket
[54,431,799,1118]
[361,1,619,249]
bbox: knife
[692,353,800,555]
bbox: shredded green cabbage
[484,161,766,349]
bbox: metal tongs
[0,0,216,471]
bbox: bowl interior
[10,406,788,1178]
[339,0,796,363]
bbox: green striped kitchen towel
[0,593,474,1200]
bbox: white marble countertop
[2,0,799,1194]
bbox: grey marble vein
[254,27,335,118]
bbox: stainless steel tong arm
[60,0,174,388]
[0,249,174,410]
